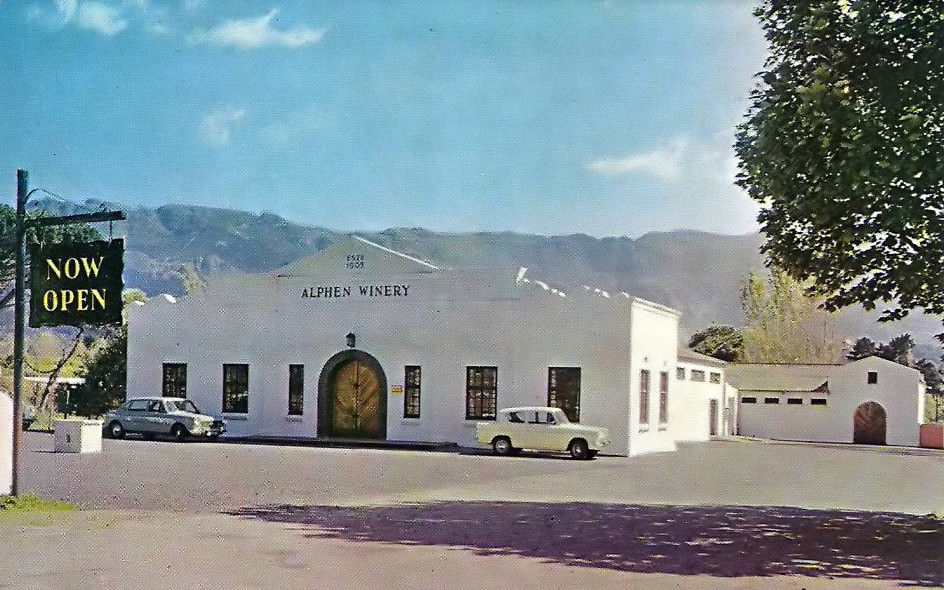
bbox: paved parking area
[3,433,942,589]
[18,432,944,514]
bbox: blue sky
[1,0,768,237]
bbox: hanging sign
[29,239,125,327]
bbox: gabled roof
[272,235,441,277]
[725,363,836,392]
[677,348,727,367]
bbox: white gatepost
[0,390,12,495]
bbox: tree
[845,336,878,361]
[877,333,915,366]
[688,325,744,362]
[913,357,943,422]
[67,290,147,417]
[735,1,944,333]
[740,269,844,363]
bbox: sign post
[8,170,125,495]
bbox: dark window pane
[404,365,421,418]
[223,364,249,414]
[288,364,304,415]
[547,367,580,422]
[162,363,187,398]
[466,366,497,420]
[639,370,650,425]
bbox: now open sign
[29,239,124,327]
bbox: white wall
[128,268,654,454]
[673,363,728,442]
[0,390,12,495]
[736,356,924,446]
[626,300,680,456]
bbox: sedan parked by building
[104,397,226,441]
[475,406,610,459]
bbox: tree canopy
[688,325,744,362]
[736,1,944,330]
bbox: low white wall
[0,391,12,495]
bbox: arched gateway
[318,350,387,439]
[853,401,886,445]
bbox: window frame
[222,363,249,414]
[709,372,722,384]
[691,369,706,382]
[764,397,780,404]
[867,371,878,384]
[465,366,497,420]
[404,365,421,419]
[547,366,581,423]
[658,371,669,424]
[162,363,187,398]
[639,369,650,425]
[288,364,304,416]
[741,397,757,404]
[676,367,686,380]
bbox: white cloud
[588,138,690,181]
[200,107,246,146]
[187,8,325,49]
[77,1,127,36]
[26,0,78,30]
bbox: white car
[104,397,226,441]
[475,406,610,459]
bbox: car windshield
[168,400,201,414]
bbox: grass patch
[0,493,77,515]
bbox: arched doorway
[318,350,387,439]
[853,401,886,445]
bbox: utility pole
[9,169,125,496]
[11,170,27,495]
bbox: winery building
[127,236,729,456]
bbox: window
[126,399,149,412]
[676,367,686,380]
[742,397,757,404]
[764,397,780,404]
[547,367,581,422]
[709,372,722,384]
[691,370,706,382]
[162,363,187,398]
[639,369,650,425]
[288,364,304,416]
[658,371,669,424]
[404,365,421,418]
[787,398,803,405]
[867,371,878,384]
[223,364,249,414]
[466,366,497,420]
[811,398,828,406]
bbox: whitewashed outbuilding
[673,349,737,441]
[127,236,711,456]
[727,356,926,446]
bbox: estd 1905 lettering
[345,254,364,269]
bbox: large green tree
[736,1,944,331]
[688,325,744,362]
[740,269,845,363]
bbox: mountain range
[26,197,944,353]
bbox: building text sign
[29,239,125,327]
[301,284,410,299]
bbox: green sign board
[29,239,125,327]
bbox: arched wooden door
[853,401,886,445]
[318,350,387,439]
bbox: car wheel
[492,436,513,456]
[568,438,590,460]
[108,421,125,439]
[171,424,189,442]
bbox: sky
[1,0,769,238]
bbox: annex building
[127,236,730,456]
[727,356,926,447]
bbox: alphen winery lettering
[42,256,107,312]
[301,284,410,299]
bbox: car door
[121,399,148,432]
[545,410,572,450]
[144,400,172,434]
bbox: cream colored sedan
[475,406,610,459]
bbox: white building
[127,236,718,456]
[674,349,737,441]
[727,356,926,446]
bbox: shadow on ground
[227,502,943,586]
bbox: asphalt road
[2,432,942,589]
